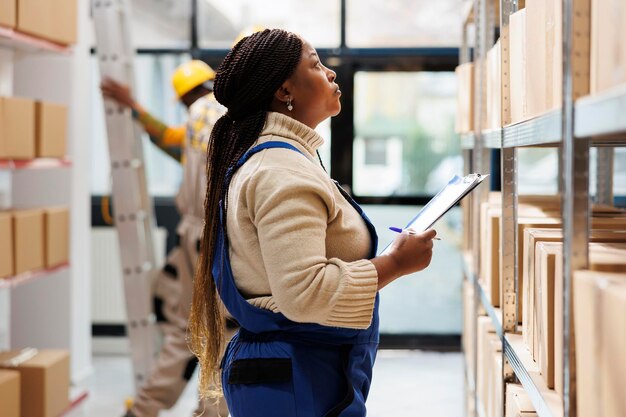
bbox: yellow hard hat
[171,60,216,99]
[233,25,266,46]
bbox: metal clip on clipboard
[379,173,489,255]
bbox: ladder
[92,0,158,389]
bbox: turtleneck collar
[259,112,325,157]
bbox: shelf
[58,388,89,417]
[503,110,562,148]
[575,84,626,143]
[482,128,503,149]
[461,133,476,149]
[0,158,72,170]
[0,263,70,289]
[463,254,504,338]
[504,334,563,417]
[0,26,71,54]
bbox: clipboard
[379,173,489,255]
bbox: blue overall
[212,141,380,416]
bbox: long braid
[189,29,303,399]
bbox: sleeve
[247,167,379,329]
[132,108,183,161]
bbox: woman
[190,29,437,416]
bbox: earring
[287,97,293,111]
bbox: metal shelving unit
[0,26,71,54]
[0,158,72,170]
[575,84,626,140]
[460,0,624,416]
[502,110,562,148]
[0,264,71,290]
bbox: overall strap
[225,141,305,185]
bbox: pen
[389,227,441,240]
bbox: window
[346,0,461,47]
[130,0,191,48]
[197,0,341,48]
[353,71,460,197]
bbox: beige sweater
[226,112,379,329]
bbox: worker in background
[100,60,230,417]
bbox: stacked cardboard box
[0,349,69,417]
[590,0,626,94]
[486,40,502,130]
[0,97,67,160]
[477,316,503,417]
[505,384,538,417]
[0,0,16,28]
[0,370,20,417]
[509,8,527,123]
[463,281,477,381]
[16,0,77,45]
[0,97,36,160]
[574,270,626,417]
[0,207,69,279]
[455,62,474,134]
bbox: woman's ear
[274,84,291,104]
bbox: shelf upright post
[561,0,591,415]
[499,1,519,416]
[594,148,614,205]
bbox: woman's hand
[100,77,137,110]
[371,229,437,290]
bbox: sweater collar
[259,112,325,156]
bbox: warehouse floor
[67,350,464,417]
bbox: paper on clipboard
[379,173,489,255]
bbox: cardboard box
[540,242,626,396]
[525,0,547,118]
[44,207,69,268]
[0,370,20,417]
[477,316,495,409]
[12,209,44,274]
[0,0,16,28]
[488,340,503,417]
[486,40,502,130]
[523,227,626,377]
[509,9,527,124]
[455,62,474,133]
[463,281,477,381]
[0,349,69,417]
[17,0,77,45]
[0,97,36,160]
[590,0,626,94]
[505,384,538,417]
[536,242,559,388]
[36,102,67,158]
[0,212,13,278]
[545,0,562,110]
[574,271,626,417]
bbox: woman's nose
[327,68,336,82]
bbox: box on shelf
[545,0,562,110]
[455,62,474,134]
[44,207,69,268]
[525,0,547,119]
[0,212,13,278]
[509,8,527,124]
[522,227,626,379]
[505,384,538,417]
[0,349,69,417]
[0,0,16,28]
[477,316,495,409]
[487,339,503,417]
[463,281,477,382]
[17,0,77,45]
[0,97,36,160]
[36,102,67,158]
[536,242,626,395]
[574,271,626,417]
[590,0,626,94]
[486,40,502,130]
[0,370,20,417]
[12,209,44,275]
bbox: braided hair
[189,29,303,399]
